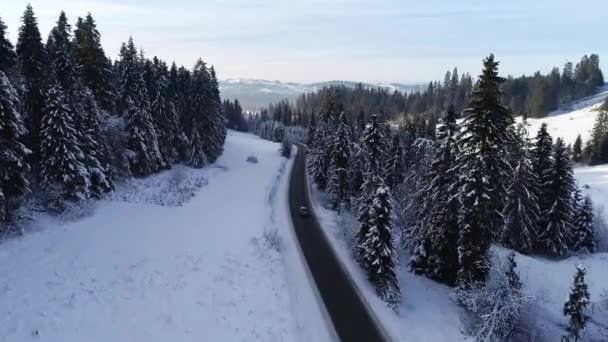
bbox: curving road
[288,144,390,342]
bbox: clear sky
[3,0,607,83]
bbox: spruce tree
[0,16,17,74]
[357,185,400,305]
[572,135,583,163]
[0,71,30,227]
[531,123,554,233]
[538,138,575,256]
[589,110,608,165]
[188,118,207,168]
[16,4,48,159]
[357,115,386,260]
[118,38,164,176]
[410,106,460,285]
[326,112,351,209]
[307,124,329,189]
[500,124,541,254]
[40,82,90,205]
[563,265,590,342]
[572,195,596,253]
[47,11,77,91]
[456,54,513,287]
[385,134,405,190]
[306,112,316,147]
[73,13,115,111]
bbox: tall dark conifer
[0,71,30,227]
[500,124,541,254]
[456,54,513,287]
[0,16,17,74]
[16,4,48,160]
[410,106,460,285]
[538,138,576,256]
[563,265,590,341]
[327,112,351,209]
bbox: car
[298,206,310,217]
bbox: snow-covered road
[0,131,299,342]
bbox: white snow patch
[0,131,301,342]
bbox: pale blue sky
[3,0,607,83]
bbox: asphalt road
[288,144,390,342]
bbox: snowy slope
[521,86,608,145]
[0,131,310,342]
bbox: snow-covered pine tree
[572,135,583,163]
[410,105,460,286]
[16,4,48,160]
[209,65,227,155]
[48,12,113,197]
[150,58,185,164]
[281,137,291,158]
[531,123,554,234]
[189,60,225,163]
[188,118,207,169]
[356,115,387,260]
[571,195,596,253]
[385,134,405,190]
[538,138,576,257]
[78,88,114,196]
[40,82,90,206]
[306,112,316,147]
[118,37,165,176]
[326,112,351,209]
[307,121,329,190]
[456,54,513,287]
[357,185,400,306]
[589,110,608,165]
[0,16,17,74]
[73,13,115,112]
[500,124,541,254]
[563,265,590,342]
[0,71,30,227]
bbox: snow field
[0,131,301,342]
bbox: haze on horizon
[3,0,608,84]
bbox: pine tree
[47,11,77,91]
[500,124,541,254]
[357,115,386,260]
[0,71,30,227]
[73,13,115,111]
[307,124,329,189]
[572,135,583,163]
[410,106,460,285]
[16,4,48,159]
[572,195,596,253]
[531,123,554,234]
[589,110,608,165]
[385,134,405,190]
[281,137,291,158]
[40,82,90,205]
[0,16,17,74]
[357,185,400,305]
[306,112,316,147]
[326,112,351,209]
[188,118,207,168]
[456,54,513,287]
[118,38,164,176]
[538,138,575,256]
[563,265,590,342]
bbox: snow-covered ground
[522,85,608,145]
[0,131,316,342]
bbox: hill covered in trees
[258,54,604,128]
[0,5,226,231]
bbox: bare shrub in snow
[262,227,281,252]
[58,199,97,223]
[246,154,258,163]
[455,252,532,342]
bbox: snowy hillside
[0,131,318,342]
[522,86,608,145]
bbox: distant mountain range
[218,79,423,111]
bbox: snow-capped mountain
[219,78,422,111]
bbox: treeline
[304,55,599,340]
[223,98,247,132]
[0,5,225,231]
[261,54,604,126]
